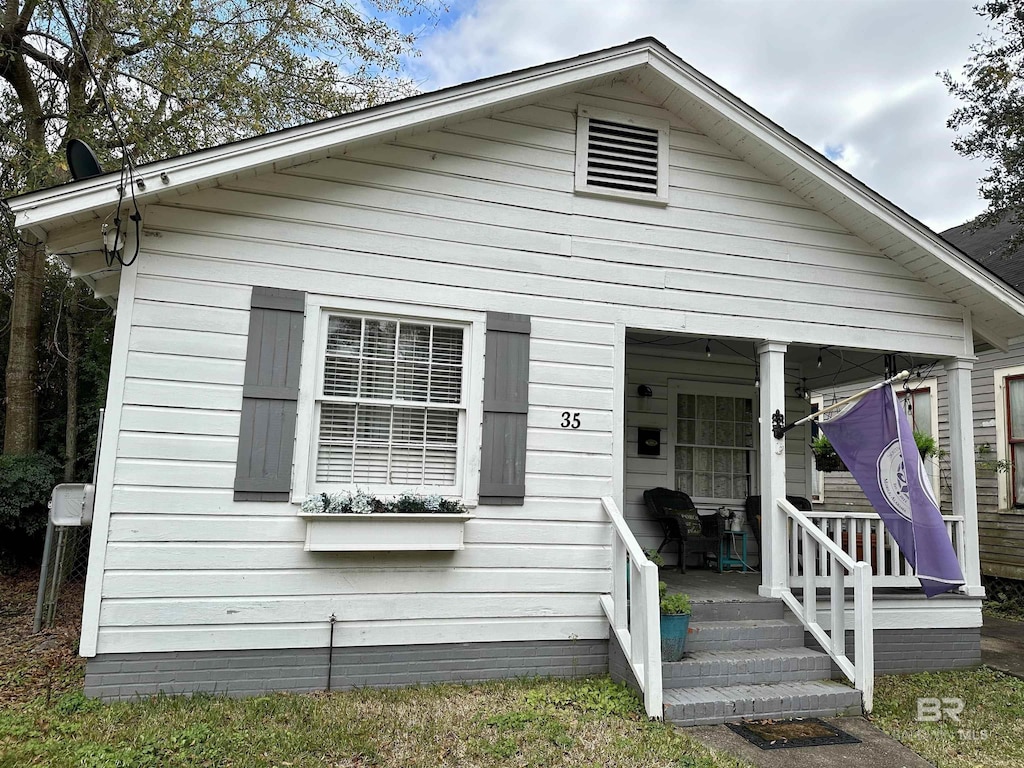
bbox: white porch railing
[789,511,966,590]
[778,497,874,713]
[600,495,662,719]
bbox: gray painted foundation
[84,626,980,703]
[805,626,983,676]
[84,639,609,702]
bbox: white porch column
[757,341,788,598]
[946,358,985,597]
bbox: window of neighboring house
[1006,374,1024,508]
[575,105,669,204]
[313,312,468,493]
[993,366,1024,510]
[809,396,824,503]
[898,385,933,436]
[669,383,757,503]
[896,379,939,495]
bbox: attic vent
[586,119,660,194]
[575,105,669,204]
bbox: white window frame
[574,104,670,204]
[895,377,940,498]
[667,380,760,505]
[291,295,486,505]
[809,395,825,504]
[994,364,1024,511]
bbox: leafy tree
[0,0,442,562]
[1,0,443,455]
[943,0,1024,251]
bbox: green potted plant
[914,431,940,461]
[659,581,692,662]
[645,549,666,568]
[811,434,846,472]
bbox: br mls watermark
[916,697,963,722]
[914,697,988,741]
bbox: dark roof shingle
[941,217,1024,292]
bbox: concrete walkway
[981,614,1024,678]
[688,716,934,768]
[686,612,1024,767]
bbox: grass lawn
[0,570,751,768]
[871,667,1024,768]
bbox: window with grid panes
[315,314,465,489]
[674,393,755,501]
[1007,375,1024,507]
[898,385,933,437]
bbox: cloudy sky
[401,0,991,234]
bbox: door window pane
[674,391,753,501]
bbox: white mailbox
[49,483,95,526]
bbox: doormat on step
[725,717,861,750]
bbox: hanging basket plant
[812,431,938,473]
[812,435,847,473]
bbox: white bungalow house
[8,38,1024,725]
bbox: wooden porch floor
[659,567,769,603]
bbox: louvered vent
[585,118,661,195]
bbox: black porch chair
[643,487,724,573]
[745,495,813,569]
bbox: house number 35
[561,412,581,429]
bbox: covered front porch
[620,329,983,599]
[603,329,985,721]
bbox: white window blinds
[316,315,464,487]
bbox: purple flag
[819,385,964,597]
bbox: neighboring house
[814,218,1024,586]
[943,218,1024,583]
[8,38,1024,724]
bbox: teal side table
[719,531,749,572]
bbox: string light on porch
[705,339,712,358]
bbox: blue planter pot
[660,613,691,662]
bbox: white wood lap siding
[94,80,971,655]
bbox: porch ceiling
[625,331,938,391]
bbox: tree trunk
[64,287,79,482]
[3,235,45,455]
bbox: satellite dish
[66,139,103,181]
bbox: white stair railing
[778,497,874,713]
[600,496,662,719]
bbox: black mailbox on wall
[638,427,661,456]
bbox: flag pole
[771,370,910,439]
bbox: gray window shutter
[479,312,530,505]
[234,287,305,501]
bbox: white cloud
[408,0,990,233]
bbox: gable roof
[8,37,1024,348]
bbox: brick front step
[663,679,862,726]
[662,647,831,688]
[684,619,804,652]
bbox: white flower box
[300,512,473,552]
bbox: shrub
[0,453,61,568]
[0,453,60,536]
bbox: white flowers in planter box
[301,490,467,515]
[299,490,472,552]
